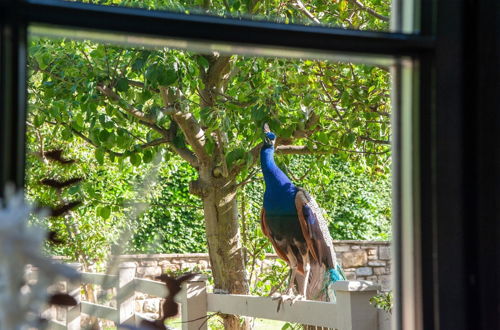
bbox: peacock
[259,123,345,304]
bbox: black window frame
[1,0,498,329]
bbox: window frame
[1,0,498,329]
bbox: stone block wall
[118,240,391,316]
[334,241,391,291]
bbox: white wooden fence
[43,262,383,330]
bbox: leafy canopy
[26,0,392,263]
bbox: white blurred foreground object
[0,187,80,329]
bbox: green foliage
[25,125,142,262]
[370,291,393,314]
[88,0,390,31]
[129,158,207,253]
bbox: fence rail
[42,262,383,330]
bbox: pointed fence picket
[40,263,383,330]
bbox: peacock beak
[263,123,276,146]
[263,123,271,133]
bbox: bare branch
[69,123,199,166]
[205,55,232,90]
[318,79,344,120]
[292,0,321,24]
[68,126,123,157]
[229,143,262,177]
[276,144,390,155]
[77,45,95,73]
[235,169,259,188]
[214,90,257,107]
[369,107,390,117]
[348,0,389,22]
[360,136,391,145]
[98,85,153,124]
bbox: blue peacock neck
[260,145,292,187]
[260,144,298,214]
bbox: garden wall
[117,240,391,317]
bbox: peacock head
[263,123,276,147]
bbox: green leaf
[173,134,186,149]
[145,65,160,85]
[158,69,178,86]
[99,129,112,144]
[35,52,51,70]
[115,78,129,92]
[226,148,245,167]
[116,129,131,148]
[342,133,356,147]
[341,90,351,107]
[196,56,210,69]
[90,46,106,59]
[99,115,114,130]
[129,153,141,166]
[143,150,154,163]
[61,127,73,141]
[145,64,177,87]
[33,115,45,128]
[98,205,111,219]
[95,148,105,165]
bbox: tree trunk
[195,169,250,329]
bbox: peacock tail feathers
[323,263,346,303]
[329,264,346,283]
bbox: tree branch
[97,84,172,137]
[360,136,391,145]
[276,144,390,155]
[236,168,259,188]
[98,85,152,124]
[292,0,321,24]
[348,0,389,22]
[160,87,209,164]
[67,126,124,157]
[199,54,232,107]
[318,79,344,120]
[113,78,159,93]
[158,119,199,167]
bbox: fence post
[333,280,381,330]
[66,263,82,330]
[117,262,136,326]
[180,274,208,330]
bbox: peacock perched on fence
[259,123,345,304]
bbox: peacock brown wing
[260,208,291,265]
[295,189,337,268]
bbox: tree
[28,1,391,327]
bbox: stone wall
[118,240,391,317]
[119,241,391,289]
[333,240,391,291]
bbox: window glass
[27,33,393,327]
